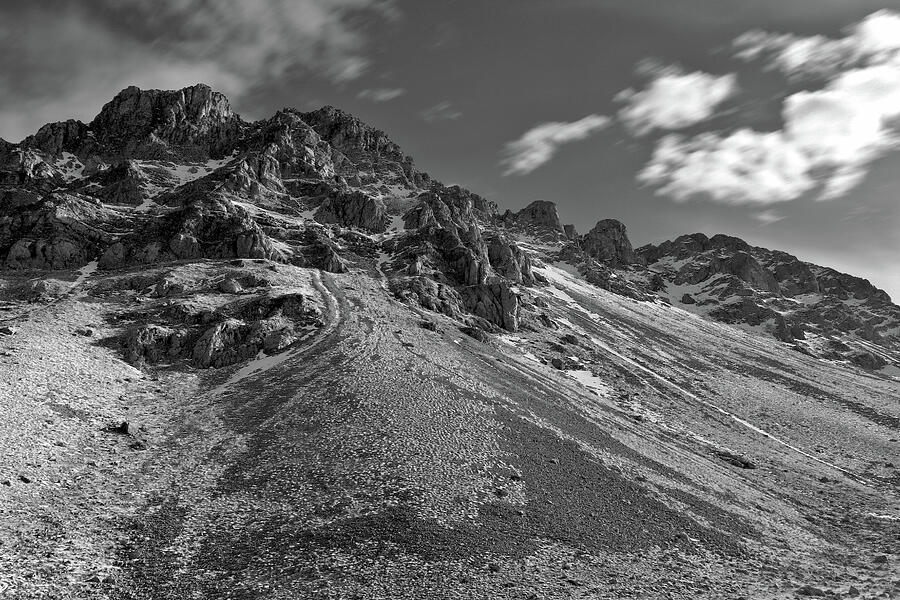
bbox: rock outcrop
[99,195,281,269]
[88,84,242,160]
[582,219,635,267]
[0,192,118,269]
[315,190,388,233]
[301,105,425,188]
[123,289,321,368]
[514,200,564,233]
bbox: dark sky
[1,0,898,299]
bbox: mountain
[1,85,897,599]
[634,233,900,370]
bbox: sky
[1,0,898,299]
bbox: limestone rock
[1,192,117,270]
[487,235,534,284]
[514,200,564,233]
[464,280,521,331]
[582,219,635,267]
[218,278,243,294]
[99,195,281,269]
[89,84,241,160]
[315,190,388,232]
[638,231,900,349]
[301,105,425,188]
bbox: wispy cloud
[500,64,731,177]
[754,210,785,225]
[501,115,610,176]
[357,87,406,102]
[734,10,900,80]
[420,101,462,123]
[641,10,900,206]
[0,0,397,141]
[616,67,737,135]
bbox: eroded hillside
[1,85,898,599]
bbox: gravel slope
[1,260,898,599]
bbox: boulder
[849,350,886,371]
[391,276,465,320]
[218,278,243,294]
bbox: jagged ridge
[1,83,897,369]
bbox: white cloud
[616,68,737,135]
[643,11,900,206]
[501,114,610,176]
[639,130,813,205]
[420,101,463,123]
[734,9,900,79]
[357,87,406,102]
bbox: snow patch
[564,369,611,398]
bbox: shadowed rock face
[88,84,242,160]
[582,219,635,267]
[515,200,564,233]
[315,190,388,233]
[98,195,281,269]
[1,192,119,270]
[21,120,91,156]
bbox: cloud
[357,87,406,102]
[616,68,737,135]
[754,210,785,225]
[0,0,396,141]
[501,115,610,176]
[88,0,396,83]
[734,9,900,79]
[638,130,813,205]
[643,10,900,206]
[420,101,463,123]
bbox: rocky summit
[635,233,900,369]
[1,85,898,600]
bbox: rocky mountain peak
[300,104,423,188]
[88,84,241,160]
[637,231,900,363]
[21,120,90,156]
[515,200,564,232]
[301,105,402,160]
[582,219,635,266]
